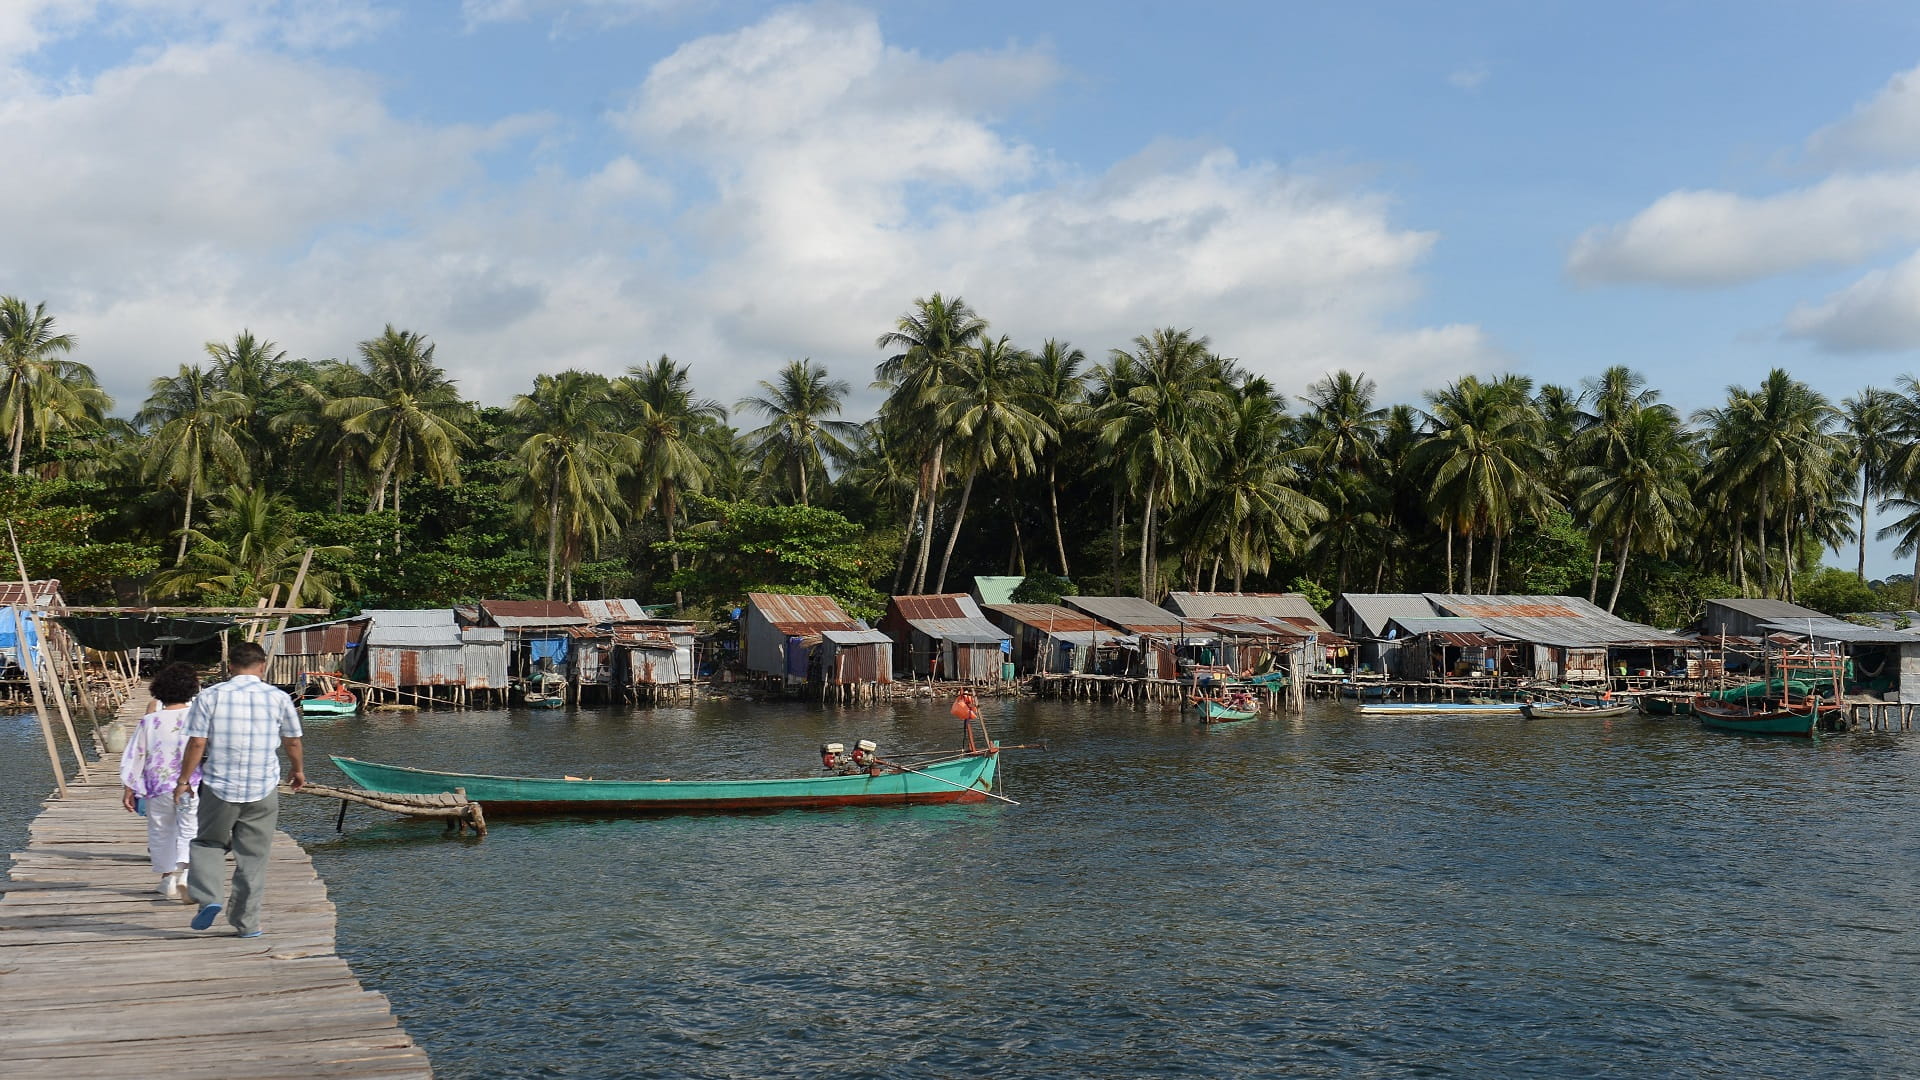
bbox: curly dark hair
[148,662,201,706]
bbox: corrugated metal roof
[1064,596,1187,634]
[984,604,1107,633]
[1164,592,1330,628]
[1704,597,1829,621]
[887,594,988,621]
[971,576,1025,605]
[575,599,652,623]
[746,592,864,634]
[1761,618,1920,644]
[1428,594,1602,619]
[461,626,506,643]
[1387,616,1493,637]
[0,580,62,608]
[821,628,893,645]
[1424,594,1687,647]
[360,608,454,626]
[908,617,1011,645]
[365,609,462,648]
[479,600,590,628]
[1334,594,1441,636]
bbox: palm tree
[0,297,109,475]
[1570,366,1660,598]
[615,355,727,610]
[151,487,350,606]
[876,293,989,592]
[272,359,367,513]
[927,336,1053,592]
[1843,387,1901,580]
[138,364,251,565]
[1296,371,1387,592]
[205,330,288,477]
[737,359,861,507]
[1030,339,1087,578]
[1178,379,1326,590]
[507,371,638,601]
[327,326,471,544]
[1695,371,1842,599]
[1093,328,1229,599]
[1572,405,1696,612]
[1414,375,1550,594]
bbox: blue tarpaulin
[0,608,42,665]
[528,637,570,665]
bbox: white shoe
[157,872,179,898]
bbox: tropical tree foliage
[4,293,1912,623]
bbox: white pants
[144,792,198,874]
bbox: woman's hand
[121,787,138,813]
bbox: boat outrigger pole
[874,755,1020,806]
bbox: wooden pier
[1,747,433,1077]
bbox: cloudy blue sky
[6,1,1920,570]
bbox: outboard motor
[850,739,878,770]
[820,742,846,773]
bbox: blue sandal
[190,903,222,930]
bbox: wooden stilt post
[5,525,88,783]
[10,605,65,798]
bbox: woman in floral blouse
[119,663,203,899]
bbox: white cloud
[1567,170,1920,286]
[1805,61,1920,167]
[461,0,698,31]
[1785,252,1920,352]
[1447,64,1487,91]
[5,3,1486,415]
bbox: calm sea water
[6,698,1920,1078]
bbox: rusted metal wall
[825,642,892,685]
[946,641,1003,681]
[368,645,467,688]
[629,646,682,685]
[462,642,507,688]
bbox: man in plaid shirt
[174,641,306,938]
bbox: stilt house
[878,594,1012,682]
[983,603,1121,674]
[741,593,891,692]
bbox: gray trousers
[185,786,278,934]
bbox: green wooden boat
[1693,697,1834,737]
[330,748,1003,815]
[1637,694,1694,717]
[1195,700,1258,724]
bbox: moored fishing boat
[1195,699,1258,724]
[1637,694,1694,717]
[1519,701,1636,720]
[329,746,1004,815]
[1336,681,1396,700]
[297,672,357,719]
[1358,700,1526,716]
[520,672,567,709]
[1693,696,1836,737]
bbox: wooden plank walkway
[0,706,433,1078]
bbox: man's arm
[283,737,305,791]
[174,737,207,797]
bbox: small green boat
[1637,694,1694,717]
[1195,700,1258,724]
[1693,697,1832,737]
[297,673,358,719]
[330,748,1003,815]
